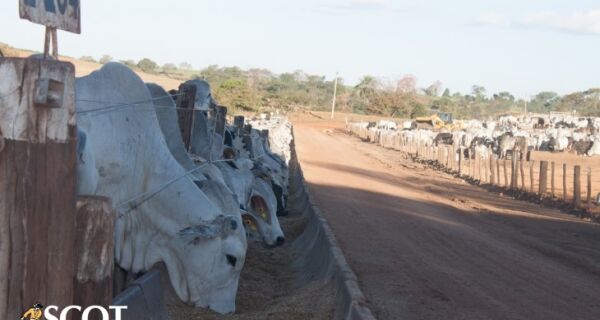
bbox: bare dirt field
[290,114,600,320]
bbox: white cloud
[475,13,511,27]
[317,0,391,13]
[520,9,600,35]
[476,9,600,35]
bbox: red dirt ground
[291,115,600,320]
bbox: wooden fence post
[0,58,77,317]
[214,105,228,136]
[520,157,525,190]
[539,161,548,197]
[551,162,555,197]
[587,168,592,209]
[510,155,517,190]
[530,160,535,192]
[484,154,489,184]
[503,160,508,187]
[74,196,115,316]
[574,165,581,208]
[490,152,495,185]
[563,164,568,201]
[176,83,197,151]
[458,148,463,176]
[233,115,245,136]
[496,158,500,186]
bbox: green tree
[99,55,113,64]
[137,58,158,73]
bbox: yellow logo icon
[20,304,44,320]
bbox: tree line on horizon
[2,42,598,119]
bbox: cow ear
[241,213,260,238]
[250,195,271,223]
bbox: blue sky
[1,0,600,98]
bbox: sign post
[19,0,81,58]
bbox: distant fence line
[347,125,598,212]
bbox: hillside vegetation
[2,42,599,118]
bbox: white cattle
[587,136,600,156]
[76,63,246,314]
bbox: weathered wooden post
[458,148,463,176]
[530,160,535,192]
[503,160,508,187]
[175,83,197,151]
[563,164,568,201]
[574,165,581,207]
[519,157,525,190]
[539,161,548,197]
[511,152,517,189]
[74,197,115,318]
[0,58,77,317]
[214,105,228,136]
[587,168,592,209]
[496,158,500,186]
[233,115,245,136]
[551,162,555,197]
[484,154,488,183]
[489,152,495,185]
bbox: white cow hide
[76,63,246,314]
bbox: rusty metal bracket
[34,78,65,109]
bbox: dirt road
[292,118,600,320]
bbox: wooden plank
[0,58,76,317]
[73,196,115,318]
[574,165,581,207]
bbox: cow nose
[276,236,285,246]
[226,254,237,267]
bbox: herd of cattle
[347,114,600,160]
[75,62,293,314]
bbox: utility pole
[330,72,338,120]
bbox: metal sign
[19,0,81,34]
